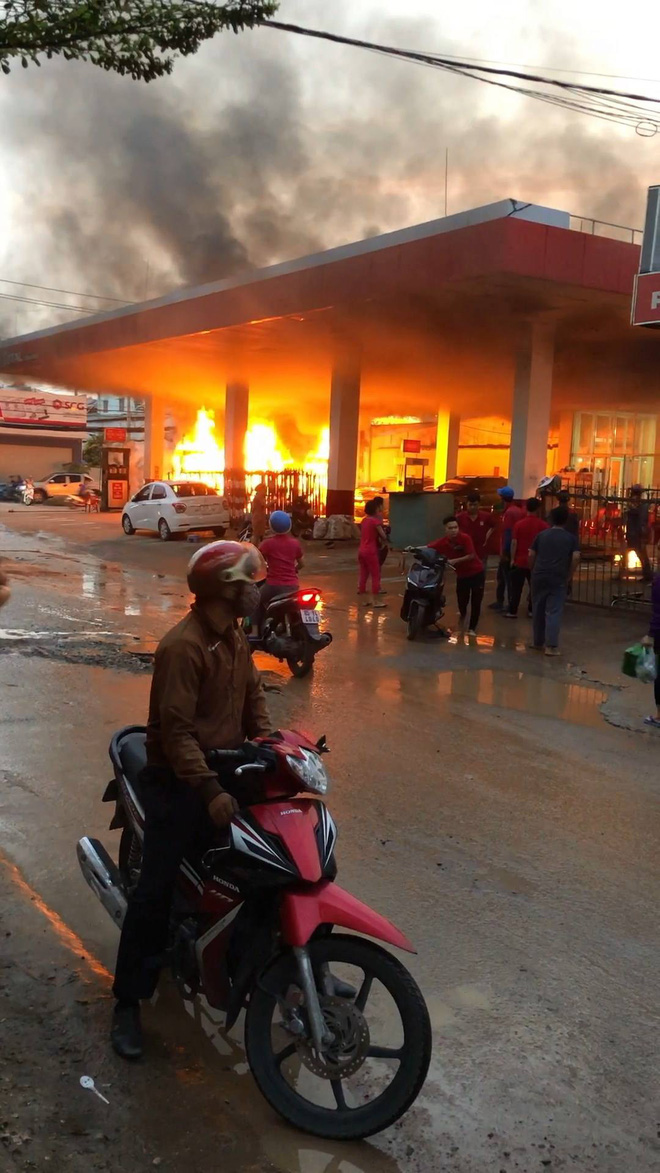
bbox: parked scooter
[77,727,432,1139]
[244,586,332,677]
[0,477,33,505]
[401,546,449,640]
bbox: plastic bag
[622,643,645,678]
[635,647,657,683]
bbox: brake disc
[296,996,371,1079]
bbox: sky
[0,0,659,337]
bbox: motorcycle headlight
[286,748,331,795]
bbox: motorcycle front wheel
[407,600,426,641]
[245,934,432,1140]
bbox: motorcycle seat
[118,731,148,787]
[267,588,296,603]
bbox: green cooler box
[389,492,455,549]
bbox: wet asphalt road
[0,504,659,1172]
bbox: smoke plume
[0,1,656,335]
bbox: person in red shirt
[429,515,485,634]
[490,486,526,611]
[257,510,304,629]
[456,493,495,564]
[358,498,388,608]
[505,497,548,618]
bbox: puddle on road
[437,668,607,728]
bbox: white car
[33,472,97,503]
[121,480,230,541]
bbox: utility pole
[444,148,449,217]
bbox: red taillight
[298,590,321,607]
[174,503,187,514]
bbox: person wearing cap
[623,484,652,581]
[111,540,271,1062]
[257,510,305,625]
[489,486,525,611]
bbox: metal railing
[569,215,643,247]
[556,484,658,610]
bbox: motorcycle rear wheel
[286,645,315,677]
[245,934,432,1140]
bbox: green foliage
[0,0,278,82]
[82,432,103,467]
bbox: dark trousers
[532,580,567,648]
[496,555,511,607]
[508,566,532,616]
[654,637,660,709]
[456,571,486,631]
[256,582,295,629]
[113,770,213,1004]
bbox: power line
[402,49,660,87]
[0,291,102,314]
[262,19,660,132]
[0,276,128,304]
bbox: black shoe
[111,1002,143,1061]
[488,601,504,611]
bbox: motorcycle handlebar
[206,743,277,771]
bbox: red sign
[631,272,660,326]
[0,390,87,429]
[402,438,421,454]
[104,427,127,442]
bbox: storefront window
[571,411,657,490]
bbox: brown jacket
[145,599,271,805]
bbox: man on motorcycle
[111,540,272,1061]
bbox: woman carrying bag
[642,571,660,726]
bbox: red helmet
[187,541,266,599]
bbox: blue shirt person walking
[528,505,580,657]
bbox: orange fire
[171,407,224,490]
[170,408,329,498]
[371,415,422,426]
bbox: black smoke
[0,1,656,332]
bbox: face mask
[234,583,261,617]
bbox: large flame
[171,407,224,490]
[170,408,329,500]
[245,420,292,472]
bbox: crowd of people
[352,486,582,653]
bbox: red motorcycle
[77,728,432,1139]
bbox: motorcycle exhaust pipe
[76,836,127,928]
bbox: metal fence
[558,486,659,610]
[168,467,324,520]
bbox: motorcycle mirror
[316,735,330,754]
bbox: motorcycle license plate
[300,610,319,625]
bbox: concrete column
[557,410,574,471]
[144,395,166,481]
[652,415,660,487]
[508,321,555,499]
[327,352,360,516]
[224,381,249,470]
[434,410,460,486]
